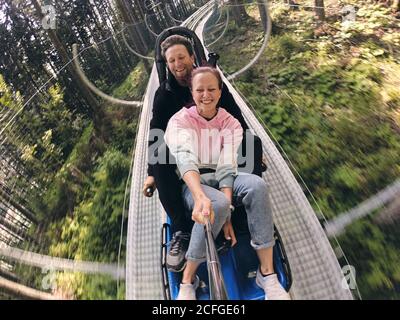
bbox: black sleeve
[149,88,171,133]
[219,83,249,130]
[148,165,154,176]
[147,88,169,176]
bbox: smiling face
[191,71,222,119]
[165,44,195,86]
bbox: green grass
[111,61,149,101]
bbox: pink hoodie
[165,106,243,189]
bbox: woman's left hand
[222,220,237,247]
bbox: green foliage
[214,0,400,299]
[338,218,400,299]
[48,148,130,262]
[235,30,399,216]
[0,75,89,234]
[54,272,125,300]
[45,149,130,299]
[31,124,94,222]
[273,35,305,60]
[209,14,263,74]
[111,61,149,101]
[77,275,125,300]
[0,74,23,110]
[4,80,87,188]
[332,164,363,191]
[40,67,140,295]
[19,61,142,298]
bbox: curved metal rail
[206,7,229,47]
[0,244,124,280]
[144,14,160,37]
[72,44,143,107]
[226,0,271,81]
[166,3,183,24]
[121,24,155,61]
[325,178,400,237]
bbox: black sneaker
[166,231,190,272]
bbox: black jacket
[148,75,248,176]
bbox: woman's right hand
[222,220,237,247]
[142,176,156,197]
[192,196,215,225]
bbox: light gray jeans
[182,172,275,262]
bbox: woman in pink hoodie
[165,67,290,300]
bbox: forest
[0,0,399,299]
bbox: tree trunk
[167,0,180,20]
[115,0,151,73]
[125,1,151,52]
[229,0,250,26]
[133,0,156,45]
[285,0,299,10]
[141,4,164,35]
[393,0,400,11]
[315,0,325,20]
[31,0,106,134]
[257,2,268,32]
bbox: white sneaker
[256,270,291,300]
[176,276,200,300]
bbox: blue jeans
[182,172,275,262]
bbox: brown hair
[190,66,223,90]
[161,35,194,60]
